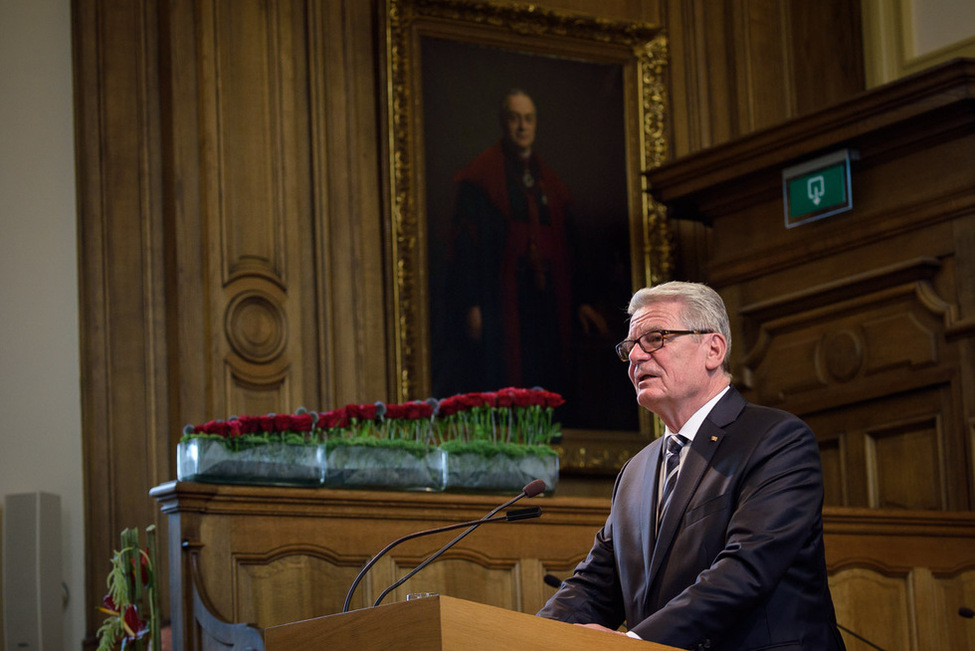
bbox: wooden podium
[263,595,678,650]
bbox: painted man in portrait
[440,89,607,397]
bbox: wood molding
[646,58,975,208]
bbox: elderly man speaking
[538,281,846,651]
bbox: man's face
[625,300,715,426]
[501,93,536,155]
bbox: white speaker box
[3,492,62,650]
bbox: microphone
[544,573,562,588]
[835,624,884,650]
[371,480,546,607]
[343,479,546,612]
[961,606,975,618]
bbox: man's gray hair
[628,281,732,371]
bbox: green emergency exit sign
[782,149,856,228]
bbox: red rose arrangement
[180,388,563,459]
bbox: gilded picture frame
[382,0,671,475]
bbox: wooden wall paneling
[866,413,946,511]
[195,0,313,416]
[314,0,388,408]
[662,0,737,156]
[936,568,975,649]
[153,483,975,651]
[661,0,863,160]
[737,264,952,404]
[73,0,173,645]
[159,0,208,436]
[828,567,913,651]
[732,0,793,133]
[824,507,975,649]
[912,567,951,650]
[817,429,847,508]
[805,387,955,509]
[734,265,969,509]
[787,0,864,116]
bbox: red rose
[290,413,314,432]
[384,403,407,420]
[438,395,464,416]
[200,420,223,435]
[462,392,494,409]
[356,403,378,420]
[495,388,516,408]
[411,402,434,419]
[274,413,293,432]
[541,390,565,408]
[236,415,261,434]
[319,408,348,429]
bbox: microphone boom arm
[343,479,546,613]
[343,512,517,613]
[371,507,540,608]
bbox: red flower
[258,415,277,433]
[235,415,262,434]
[540,390,565,408]
[384,403,408,420]
[346,403,377,421]
[290,413,315,432]
[319,407,348,429]
[407,401,433,419]
[122,604,148,640]
[512,388,535,408]
[130,552,150,586]
[101,594,119,615]
[438,395,468,416]
[274,413,293,432]
[461,392,495,409]
[495,388,516,408]
[199,419,230,436]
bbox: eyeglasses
[615,329,714,361]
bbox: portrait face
[625,300,723,430]
[500,92,537,155]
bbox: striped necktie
[658,434,689,528]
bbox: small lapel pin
[710,436,718,442]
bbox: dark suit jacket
[537,387,846,651]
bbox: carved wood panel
[154,483,975,651]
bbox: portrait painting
[383,0,670,473]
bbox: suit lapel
[645,388,746,590]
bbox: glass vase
[177,438,326,487]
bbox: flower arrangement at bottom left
[96,526,161,651]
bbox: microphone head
[543,573,562,588]
[523,479,547,497]
[960,606,975,619]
